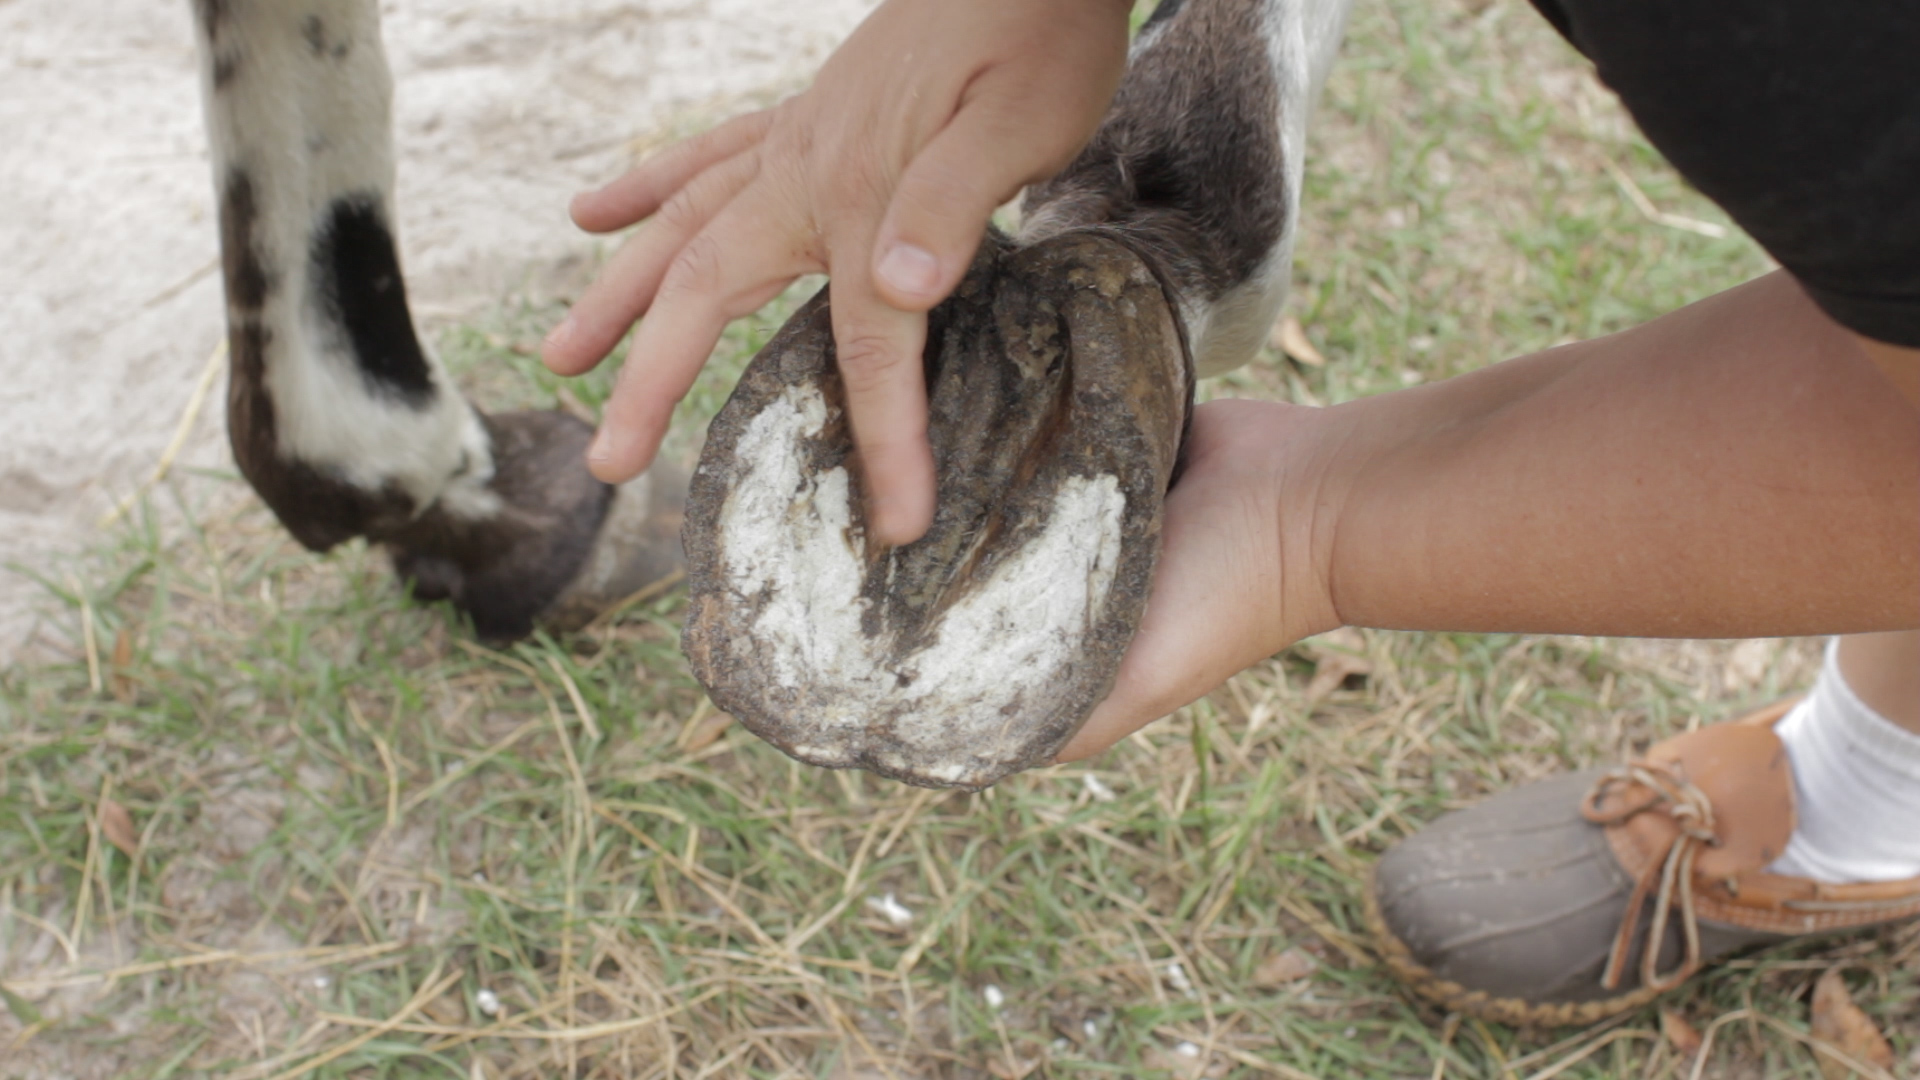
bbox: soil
[0,0,877,661]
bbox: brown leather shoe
[1365,700,1920,1026]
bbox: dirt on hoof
[683,231,1191,789]
[391,409,687,641]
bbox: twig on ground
[245,962,458,1080]
[1602,158,1728,239]
[99,338,226,530]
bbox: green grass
[3,0,1914,1077]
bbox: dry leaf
[99,797,138,857]
[1252,947,1320,988]
[110,625,136,704]
[1811,969,1893,1080]
[1660,1009,1703,1060]
[554,384,598,426]
[679,710,734,754]
[985,1056,1039,1080]
[1302,628,1372,703]
[1270,315,1326,367]
[421,989,469,1026]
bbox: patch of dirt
[0,0,878,663]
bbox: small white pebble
[1164,961,1193,994]
[1052,1037,1071,1054]
[1081,773,1116,802]
[1344,1026,1356,1038]
[475,988,501,1017]
[1399,369,1425,385]
[471,871,486,884]
[1175,1041,1201,1058]
[982,984,1005,1010]
[311,974,330,990]
[444,759,463,775]
[1083,1018,1100,1040]
[864,891,914,927]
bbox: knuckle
[660,233,724,299]
[834,332,910,393]
[655,187,703,233]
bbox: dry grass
[3,1,1915,1077]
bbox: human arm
[542,0,1134,544]
[1060,270,1920,760]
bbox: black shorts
[1529,0,1920,347]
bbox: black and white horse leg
[1023,0,1349,376]
[190,0,682,639]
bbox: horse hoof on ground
[391,409,687,641]
[683,231,1191,789]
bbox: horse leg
[681,0,1351,788]
[1023,0,1350,377]
[189,0,682,640]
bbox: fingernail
[588,425,622,466]
[865,496,899,543]
[877,243,941,299]
[545,316,577,354]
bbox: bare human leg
[1837,629,1920,732]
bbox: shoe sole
[1362,862,1670,1027]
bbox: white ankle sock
[1768,639,1920,884]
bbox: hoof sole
[683,231,1191,789]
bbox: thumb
[871,78,1085,312]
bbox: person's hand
[543,0,1133,544]
[1056,398,1349,761]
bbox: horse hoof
[391,409,686,641]
[537,454,688,633]
[683,231,1191,789]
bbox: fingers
[836,67,1097,540]
[545,147,763,376]
[827,231,939,545]
[587,195,810,483]
[871,78,1064,312]
[569,109,775,234]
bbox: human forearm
[1324,271,1920,637]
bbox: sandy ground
[0,0,877,661]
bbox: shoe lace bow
[1580,761,1719,993]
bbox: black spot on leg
[301,15,327,56]
[299,15,352,61]
[225,317,419,552]
[219,167,273,312]
[310,195,436,405]
[193,0,228,39]
[216,191,438,552]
